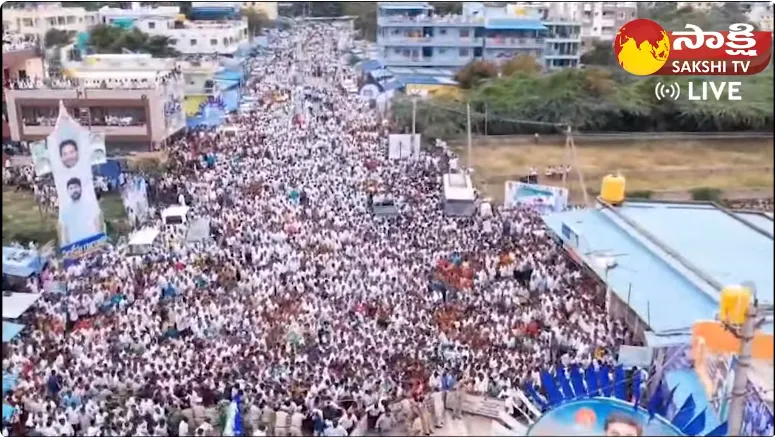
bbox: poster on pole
[89,132,107,165]
[46,102,107,257]
[387,134,421,160]
[30,140,51,176]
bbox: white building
[747,2,774,31]
[1,2,99,39]
[579,1,637,45]
[98,2,181,26]
[134,17,249,55]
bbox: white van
[161,205,191,226]
[127,227,161,256]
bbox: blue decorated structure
[522,365,729,436]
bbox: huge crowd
[3,26,636,437]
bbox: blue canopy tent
[2,322,25,343]
[2,246,44,278]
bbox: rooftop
[543,200,774,336]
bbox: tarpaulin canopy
[2,246,44,277]
[2,292,43,319]
[2,322,25,343]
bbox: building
[579,1,637,46]
[242,2,279,20]
[1,2,99,39]
[747,2,774,31]
[4,54,185,149]
[98,2,181,28]
[375,1,581,71]
[3,36,45,140]
[134,17,250,55]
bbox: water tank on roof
[719,285,752,325]
[600,174,625,205]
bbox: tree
[241,8,272,37]
[431,2,462,15]
[454,60,499,89]
[580,41,617,67]
[44,29,76,48]
[88,25,179,57]
[501,55,541,77]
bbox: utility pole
[466,101,472,173]
[562,125,589,207]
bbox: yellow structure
[719,285,752,326]
[242,2,278,20]
[184,96,207,117]
[600,174,626,205]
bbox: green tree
[501,55,541,77]
[88,25,178,57]
[581,41,617,67]
[44,29,76,48]
[454,60,499,89]
[431,2,462,15]
[241,8,272,37]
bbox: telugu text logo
[614,20,772,76]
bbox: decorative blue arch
[523,364,729,436]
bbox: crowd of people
[5,70,182,92]
[2,33,38,53]
[3,25,636,437]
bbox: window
[460,29,470,38]
[437,48,447,55]
[190,39,197,46]
[57,16,65,25]
[169,38,177,45]
[148,21,156,29]
[48,18,56,26]
[66,16,75,24]
[459,48,470,56]
[223,37,228,46]
[210,39,218,46]
[22,18,33,27]
[439,28,447,35]
[393,48,401,54]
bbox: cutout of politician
[58,177,104,246]
[604,413,643,437]
[59,139,80,169]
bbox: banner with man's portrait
[46,102,106,256]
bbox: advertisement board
[505,181,569,213]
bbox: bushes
[626,190,653,200]
[690,187,723,201]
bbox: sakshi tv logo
[614,19,773,76]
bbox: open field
[2,189,128,245]
[452,138,775,203]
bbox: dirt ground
[453,138,775,203]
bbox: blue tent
[2,246,44,277]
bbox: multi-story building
[3,37,44,141]
[134,17,250,55]
[579,1,637,46]
[747,2,774,32]
[376,1,581,71]
[3,54,185,149]
[98,2,181,27]
[1,2,99,39]
[242,2,279,20]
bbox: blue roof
[665,369,720,435]
[2,246,44,278]
[369,68,393,80]
[618,202,774,307]
[378,2,432,10]
[382,80,404,91]
[2,322,24,343]
[214,70,244,82]
[543,208,719,333]
[395,75,457,86]
[485,18,547,31]
[360,59,385,73]
[733,211,774,237]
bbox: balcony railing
[378,14,482,26]
[485,38,545,48]
[22,124,149,136]
[379,36,483,46]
